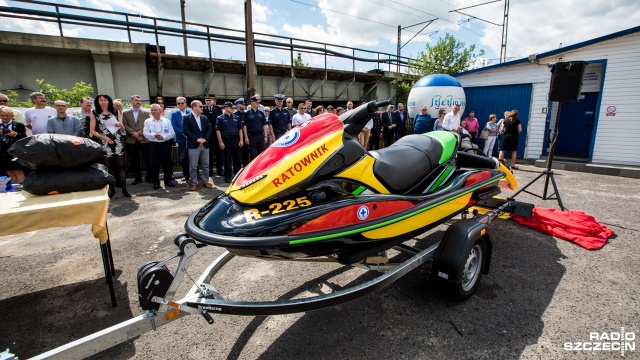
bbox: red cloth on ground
[512,207,614,250]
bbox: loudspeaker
[549,61,588,102]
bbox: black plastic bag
[22,163,115,195]
[9,134,104,169]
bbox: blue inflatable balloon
[407,74,466,119]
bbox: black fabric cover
[22,163,115,195]
[370,135,442,194]
[9,134,105,169]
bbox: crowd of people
[415,104,523,168]
[0,90,524,197]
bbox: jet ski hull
[185,171,504,261]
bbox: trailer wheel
[448,237,486,301]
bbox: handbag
[479,128,490,140]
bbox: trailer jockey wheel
[448,237,487,301]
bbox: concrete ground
[0,165,638,359]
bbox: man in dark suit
[182,100,213,191]
[394,102,408,141]
[381,104,396,148]
[370,110,382,150]
[123,94,151,185]
[202,95,223,177]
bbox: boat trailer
[24,199,531,360]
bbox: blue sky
[2,0,640,72]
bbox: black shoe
[153,184,160,190]
[122,190,132,198]
[165,182,175,187]
[132,179,143,185]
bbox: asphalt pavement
[0,164,638,359]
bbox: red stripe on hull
[289,200,415,235]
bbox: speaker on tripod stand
[549,61,588,102]
[512,61,587,210]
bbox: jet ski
[184,99,518,264]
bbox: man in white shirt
[442,104,462,132]
[144,104,175,190]
[292,103,311,127]
[24,92,56,135]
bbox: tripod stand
[511,102,566,210]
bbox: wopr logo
[272,128,300,147]
[564,328,635,356]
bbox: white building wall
[456,31,640,166]
[548,34,640,166]
[455,63,552,159]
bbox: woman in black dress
[89,94,130,198]
[498,109,523,169]
[0,106,27,183]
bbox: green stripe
[288,178,499,245]
[426,131,457,164]
[352,186,366,195]
[428,165,453,193]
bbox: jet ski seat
[369,133,457,194]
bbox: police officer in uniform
[268,93,292,141]
[234,98,250,166]
[242,95,267,161]
[216,102,244,183]
[202,95,223,177]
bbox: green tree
[409,33,485,76]
[293,52,308,67]
[391,77,416,108]
[2,79,94,107]
[391,34,484,105]
[35,79,94,106]
[0,82,21,106]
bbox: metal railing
[0,0,412,74]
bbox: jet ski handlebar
[341,98,395,137]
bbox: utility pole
[397,19,437,72]
[245,0,256,99]
[180,0,188,56]
[449,0,509,63]
[500,0,509,63]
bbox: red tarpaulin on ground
[512,207,615,250]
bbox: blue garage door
[464,84,532,157]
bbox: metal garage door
[463,84,532,157]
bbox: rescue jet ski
[185,99,517,264]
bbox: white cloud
[452,0,640,60]
[3,0,640,68]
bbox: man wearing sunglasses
[171,96,192,182]
[0,93,26,125]
[183,100,212,191]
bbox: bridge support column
[91,52,115,96]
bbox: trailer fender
[432,218,493,283]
